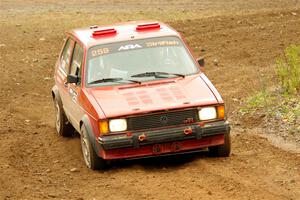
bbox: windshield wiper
[89,78,141,85]
[131,72,185,78]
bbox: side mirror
[197,57,205,67]
[67,74,79,84]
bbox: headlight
[198,107,217,121]
[109,119,127,132]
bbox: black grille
[127,109,199,131]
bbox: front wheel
[80,125,107,170]
[208,133,231,157]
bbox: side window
[70,43,84,79]
[60,39,72,73]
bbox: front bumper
[98,121,230,159]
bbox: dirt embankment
[0,1,300,199]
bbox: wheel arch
[80,115,101,157]
[51,85,61,102]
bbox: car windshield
[86,36,199,86]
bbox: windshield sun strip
[84,36,200,88]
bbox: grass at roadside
[241,45,300,134]
[276,45,300,94]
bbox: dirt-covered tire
[208,133,231,157]
[80,125,107,170]
[53,96,73,137]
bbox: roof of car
[68,21,180,48]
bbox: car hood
[89,75,219,118]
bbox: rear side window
[70,43,83,77]
[60,39,72,73]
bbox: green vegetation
[276,45,300,95]
[246,90,273,110]
[241,45,300,134]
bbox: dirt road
[0,1,300,199]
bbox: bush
[241,45,300,135]
[246,90,272,109]
[276,45,300,95]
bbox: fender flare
[51,85,62,104]
[81,115,101,156]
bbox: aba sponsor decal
[118,44,142,51]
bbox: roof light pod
[92,28,117,38]
[136,22,161,31]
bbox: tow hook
[138,133,147,142]
[183,127,193,135]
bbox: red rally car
[52,21,231,170]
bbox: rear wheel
[80,125,107,170]
[208,133,231,157]
[54,97,73,137]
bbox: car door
[66,42,84,131]
[56,38,75,116]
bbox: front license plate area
[152,142,182,155]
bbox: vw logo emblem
[160,115,168,124]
